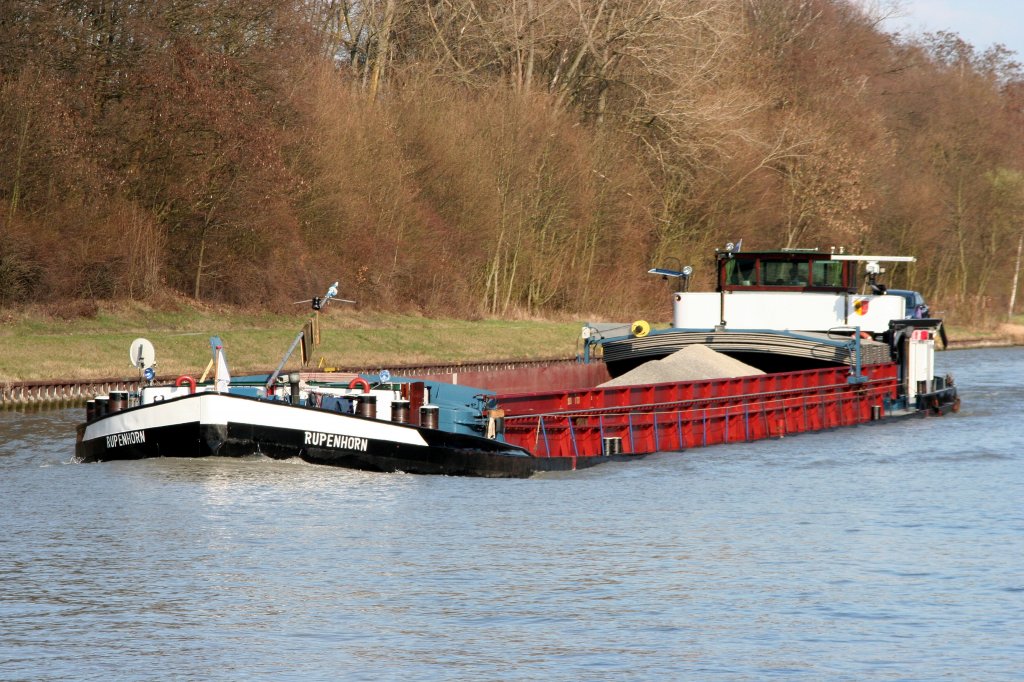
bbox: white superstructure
[672,290,905,333]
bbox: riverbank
[2,303,1019,384]
[0,304,585,383]
[945,323,1024,349]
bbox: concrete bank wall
[1,378,145,411]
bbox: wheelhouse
[717,249,853,293]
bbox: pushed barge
[76,249,960,477]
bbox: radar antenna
[268,282,355,392]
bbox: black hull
[224,420,605,477]
[75,393,606,478]
[298,443,607,477]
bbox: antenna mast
[265,282,352,393]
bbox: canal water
[2,348,1022,680]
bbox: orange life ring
[175,375,197,394]
[348,377,371,393]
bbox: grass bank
[2,304,1018,383]
[1,304,589,383]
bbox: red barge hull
[406,359,950,470]
[496,364,899,463]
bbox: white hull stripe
[84,398,201,440]
[84,394,428,447]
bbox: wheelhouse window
[762,260,808,286]
[724,257,757,286]
[717,252,850,292]
[812,260,843,287]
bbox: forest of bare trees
[1,0,1022,324]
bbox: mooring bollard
[420,405,439,430]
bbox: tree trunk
[368,0,395,102]
[193,233,206,301]
[1010,233,1023,320]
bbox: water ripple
[1,349,1023,680]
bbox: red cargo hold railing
[495,364,899,458]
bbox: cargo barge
[75,248,960,477]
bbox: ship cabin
[716,249,855,294]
